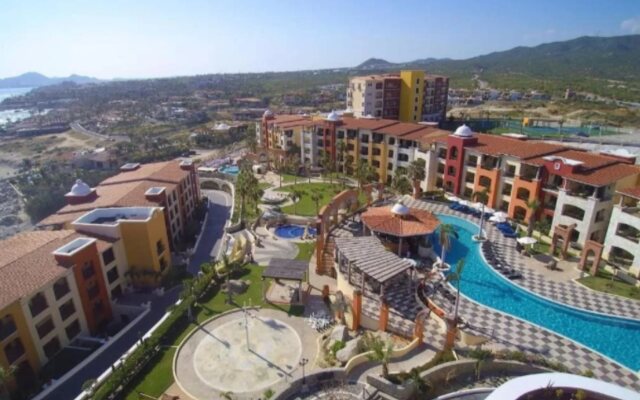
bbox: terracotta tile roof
[340,117,399,131]
[373,122,426,137]
[100,161,188,186]
[0,230,79,309]
[270,115,307,125]
[618,186,640,200]
[468,134,564,159]
[361,206,441,237]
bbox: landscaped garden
[115,263,304,399]
[577,269,640,301]
[295,241,315,261]
[276,182,366,216]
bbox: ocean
[0,87,40,126]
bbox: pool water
[434,214,640,371]
[219,165,239,175]
[274,224,317,239]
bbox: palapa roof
[361,204,441,237]
[334,236,412,283]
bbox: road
[41,190,231,400]
[188,189,232,274]
[70,121,130,142]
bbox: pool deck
[325,195,640,390]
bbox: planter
[366,374,414,400]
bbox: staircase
[320,236,336,276]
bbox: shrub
[330,340,346,356]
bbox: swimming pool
[434,214,640,372]
[219,165,239,175]
[274,224,317,239]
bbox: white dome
[263,109,274,118]
[326,110,340,122]
[69,179,92,196]
[453,124,473,137]
[391,202,409,216]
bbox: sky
[1,0,639,80]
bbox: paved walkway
[189,190,232,273]
[253,227,299,265]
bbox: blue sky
[1,0,639,79]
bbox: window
[36,317,54,339]
[87,283,100,300]
[372,148,381,156]
[0,315,17,341]
[82,262,95,280]
[387,163,393,171]
[415,88,419,94]
[388,137,395,145]
[447,166,456,177]
[102,248,115,265]
[388,150,394,158]
[53,277,70,300]
[59,299,76,321]
[43,337,61,359]
[398,153,409,162]
[65,320,81,341]
[29,293,48,318]
[4,337,25,364]
[92,300,104,317]
[561,204,585,221]
[449,147,459,160]
[107,267,119,284]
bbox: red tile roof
[361,206,441,237]
[618,186,640,200]
[0,230,79,309]
[341,117,399,131]
[468,134,564,159]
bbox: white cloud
[621,16,640,34]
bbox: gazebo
[360,202,441,257]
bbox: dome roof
[69,179,92,197]
[326,110,340,122]
[263,109,274,118]
[453,124,473,137]
[391,202,409,216]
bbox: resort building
[603,187,640,278]
[0,207,172,392]
[346,70,449,123]
[39,160,201,248]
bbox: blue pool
[219,165,239,175]
[435,214,640,371]
[274,224,317,239]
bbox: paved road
[189,190,231,274]
[41,190,231,400]
[70,121,130,142]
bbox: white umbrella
[517,236,538,245]
[484,207,496,214]
[459,200,470,207]
[471,202,484,210]
[403,258,418,267]
[446,194,460,202]
[493,211,508,218]
[489,215,507,223]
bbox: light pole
[299,358,309,384]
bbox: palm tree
[345,154,354,176]
[526,198,541,237]
[365,335,394,379]
[311,192,322,215]
[392,168,411,195]
[472,188,489,240]
[438,224,459,267]
[289,189,303,215]
[321,150,333,184]
[356,159,376,190]
[181,278,197,321]
[236,162,261,223]
[408,368,431,396]
[336,140,347,176]
[445,259,465,350]
[408,159,426,198]
[246,134,258,153]
[304,160,312,184]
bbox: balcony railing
[466,159,478,167]
[480,162,498,170]
[616,227,640,243]
[504,170,515,178]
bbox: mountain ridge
[0,72,100,89]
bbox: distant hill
[355,58,397,70]
[354,35,640,99]
[0,72,100,89]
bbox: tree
[311,192,322,215]
[408,159,426,198]
[472,188,490,240]
[289,189,303,215]
[356,159,376,190]
[180,278,197,321]
[345,154,354,176]
[336,140,347,176]
[321,150,333,184]
[392,167,412,195]
[438,224,458,266]
[445,259,466,350]
[526,198,541,237]
[236,162,261,223]
[246,134,258,153]
[365,335,394,379]
[304,160,312,184]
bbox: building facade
[346,70,449,123]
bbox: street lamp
[299,357,309,384]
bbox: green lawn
[295,241,316,261]
[277,182,365,216]
[120,263,304,399]
[124,348,176,400]
[578,270,640,301]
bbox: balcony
[503,168,516,178]
[465,174,475,184]
[480,158,498,170]
[465,157,478,167]
[29,294,48,318]
[561,204,585,221]
[4,338,25,364]
[0,316,17,341]
[59,300,75,321]
[437,150,447,159]
[53,278,70,300]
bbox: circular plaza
[174,308,317,399]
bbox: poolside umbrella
[493,211,508,219]
[445,194,460,202]
[489,215,507,223]
[517,237,537,246]
[403,258,418,267]
[458,200,470,207]
[484,207,496,214]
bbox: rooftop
[74,207,156,226]
[334,236,413,283]
[361,204,441,237]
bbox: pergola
[334,236,414,297]
[262,258,307,303]
[360,202,441,256]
